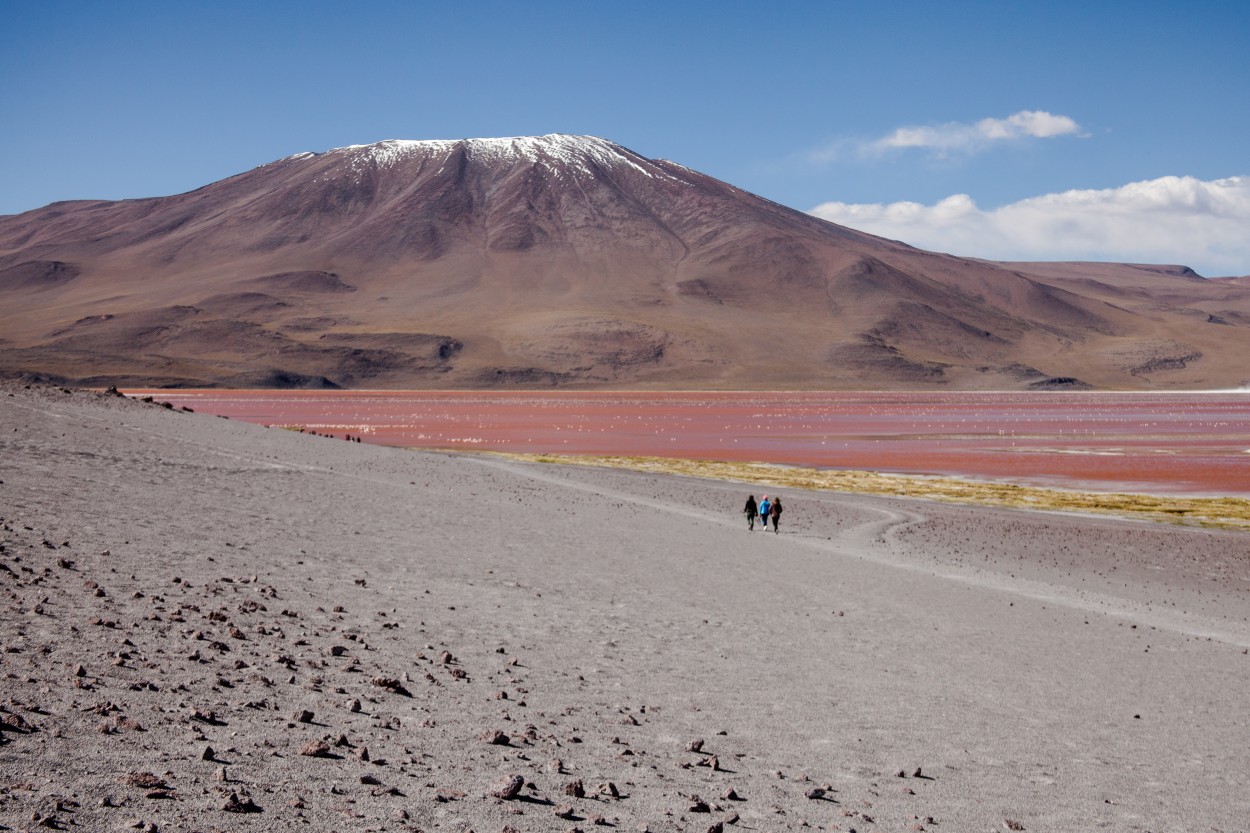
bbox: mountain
[3,134,1249,389]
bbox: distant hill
[3,134,1249,389]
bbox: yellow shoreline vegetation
[493,452,1250,531]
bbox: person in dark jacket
[769,496,783,533]
[743,495,758,530]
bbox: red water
[133,390,1250,497]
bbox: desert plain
[2,383,1249,833]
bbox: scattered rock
[188,708,221,725]
[0,712,39,733]
[121,772,169,791]
[480,729,510,745]
[221,791,261,813]
[493,774,525,800]
[372,676,412,697]
[299,740,331,758]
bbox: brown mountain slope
[2,135,1248,389]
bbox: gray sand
[1,384,1247,832]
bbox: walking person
[743,495,758,530]
[758,495,771,529]
[770,496,783,534]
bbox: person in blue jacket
[758,495,771,529]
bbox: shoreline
[486,451,1250,530]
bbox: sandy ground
[1,384,1248,833]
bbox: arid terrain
[3,382,1248,832]
[3,135,1250,390]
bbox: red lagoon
[134,390,1250,497]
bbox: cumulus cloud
[809,175,1250,277]
[866,110,1083,156]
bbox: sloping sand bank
[2,384,1247,832]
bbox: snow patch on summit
[321,135,689,185]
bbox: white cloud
[809,175,1250,277]
[866,110,1083,156]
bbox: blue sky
[3,0,1248,275]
